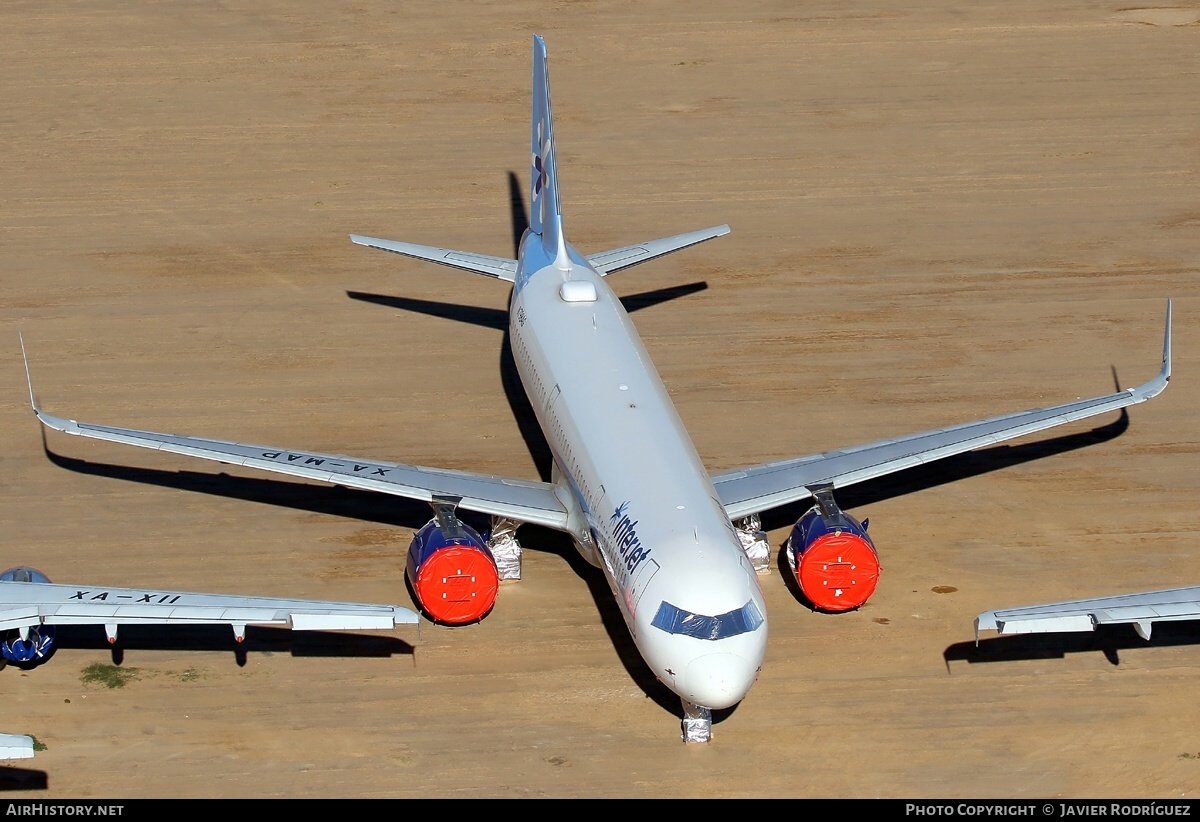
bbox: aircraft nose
[682,652,759,710]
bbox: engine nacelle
[0,566,56,664]
[406,509,499,625]
[786,497,880,613]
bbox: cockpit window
[650,599,763,640]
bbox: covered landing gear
[681,699,713,743]
[487,515,523,581]
[733,513,771,574]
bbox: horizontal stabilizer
[587,225,730,275]
[350,235,517,282]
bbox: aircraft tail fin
[531,35,569,268]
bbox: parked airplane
[22,35,1172,742]
[977,587,1200,642]
[0,563,417,757]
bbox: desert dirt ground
[1,0,1199,800]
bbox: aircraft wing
[0,579,418,640]
[20,332,570,532]
[587,225,731,275]
[349,234,517,282]
[0,734,34,760]
[26,403,570,531]
[976,586,1200,642]
[712,301,1172,520]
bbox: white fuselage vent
[560,280,597,303]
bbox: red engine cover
[789,506,880,612]
[407,520,498,625]
[795,531,880,612]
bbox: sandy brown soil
[1,0,1199,799]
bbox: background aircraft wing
[712,301,1171,520]
[0,579,418,638]
[587,225,730,275]
[0,734,34,760]
[976,586,1200,641]
[28,408,570,532]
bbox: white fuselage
[509,233,768,710]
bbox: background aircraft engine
[1,626,55,665]
[0,566,56,664]
[786,494,880,613]
[406,506,499,625]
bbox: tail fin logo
[533,152,545,196]
[533,132,552,232]
[533,118,548,197]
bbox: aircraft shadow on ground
[41,444,436,530]
[944,620,1200,669]
[508,171,526,257]
[345,283,709,483]
[515,526,724,721]
[22,623,413,668]
[350,168,707,483]
[757,408,1131,536]
[342,291,553,479]
[759,408,1132,612]
[0,766,47,792]
[41,443,684,710]
[345,282,710,330]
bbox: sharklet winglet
[19,332,39,414]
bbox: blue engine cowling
[407,516,499,625]
[0,566,56,664]
[787,504,881,613]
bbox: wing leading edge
[713,301,1172,520]
[976,586,1200,642]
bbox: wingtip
[396,606,421,626]
[1128,300,1173,401]
[975,611,999,638]
[1163,298,1173,383]
[15,338,76,433]
[18,332,37,413]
